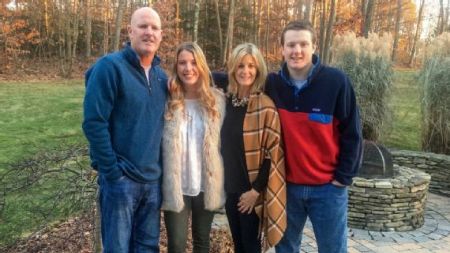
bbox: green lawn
[0,71,422,246]
[381,69,421,151]
[0,80,87,246]
[0,80,86,168]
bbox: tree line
[1,0,449,78]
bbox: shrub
[331,32,393,141]
[419,33,450,154]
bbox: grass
[0,80,87,246]
[381,69,421,151]
[0,80,86,168]
[0,71,422,246]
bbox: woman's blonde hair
[227,43,268,96]
[166,42,219,120]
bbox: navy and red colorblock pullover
[265,55,362,186]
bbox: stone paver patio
[213,193,450,253]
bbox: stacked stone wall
[391,150,450,196]
[348,166,430,231]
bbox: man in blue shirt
[82,7,168,252]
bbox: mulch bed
[2,214,234,253]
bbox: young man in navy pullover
[82,7,167,253]
[268,21,362,253]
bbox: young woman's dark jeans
[164,192,215,253]
[225,193,261,253]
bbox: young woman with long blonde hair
[161,42,225,253]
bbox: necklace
[231,94,249,107]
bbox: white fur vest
[161,88,226,212]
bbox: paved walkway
[213,193,450,253]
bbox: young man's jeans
[164,193,215,253]
[99,174,161,253]
[275,182,348,253]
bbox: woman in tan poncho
[220,43,287,252]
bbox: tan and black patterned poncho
[242,92,287,249]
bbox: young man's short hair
[280,20,316,46]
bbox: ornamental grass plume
[418,32,450,154]
[417,32,450,63]
[331,32,393,142]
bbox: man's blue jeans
[275,182,348,253]
[99,175,161,253]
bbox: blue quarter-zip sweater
[82,44,168,183]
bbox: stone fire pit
[348,165,431,231]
